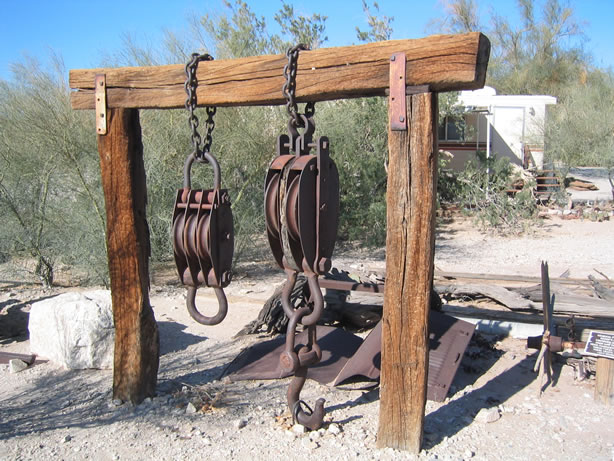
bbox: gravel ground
[1,216,613,461]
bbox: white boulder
[29,290,114,369]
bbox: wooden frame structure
[70,32,490,453]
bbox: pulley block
[172,152,234,325]
[264,119,339,276]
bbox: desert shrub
[0,60,106,286]
[440,152,539,234]
[317,98,389,246]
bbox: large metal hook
[186,286,228,325]
[279,271,326,430]
[288,361,325,431]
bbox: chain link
[185,52,216,161]
[282,44,315,128]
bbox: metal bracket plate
[95,74,107,135]
[389,52,407,131]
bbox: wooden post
[98,108,159,404]
[377,91,438,452]
[595,358,614,405]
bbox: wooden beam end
[475,33,491,89]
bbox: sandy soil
[1,216,613,461]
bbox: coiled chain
[185,52,216,160]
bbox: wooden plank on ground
[435,283,536,310]
[70,33,490,110]
[437,282,613,317]
[98,108,159,404]
[435,270,614,288]
[441,304,614,341]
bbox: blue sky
[1,0,613,82]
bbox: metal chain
[202,106,216,155]
[280,273,322,372]
[185,52,216,160]
[282,44,315,128]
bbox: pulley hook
[287,365,325,431]
[186,286,228,325]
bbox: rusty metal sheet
[426,311,475,401]
[223,311,474,402]
[223,325,363,384]
[333,310,474,402]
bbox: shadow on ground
[157,320,208,355]
[0,294,59,344]
[422,346,560,449]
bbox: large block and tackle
[264,44,340,430]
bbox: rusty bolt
[399,116,405,123]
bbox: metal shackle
[183,150,222,190]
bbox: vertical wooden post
[377,91,438,452]
[595,357,614,405]
[98,108,159,404]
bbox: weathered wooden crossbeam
[70,32,489,110]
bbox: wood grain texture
[595,357,614,405]
[377,92,438,452]
[98,108,159,404]
[70,33,489,109]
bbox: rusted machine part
[266,44,340,429]
[527,334,585,353]
[533,261,555,394]
[276,280,327,428]
[172,151,234,326]
[280,303,311,373]
[264,117,339,276]
[280,289,325,430]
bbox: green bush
[440,151,539,234]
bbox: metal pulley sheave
[172,52,234,326]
